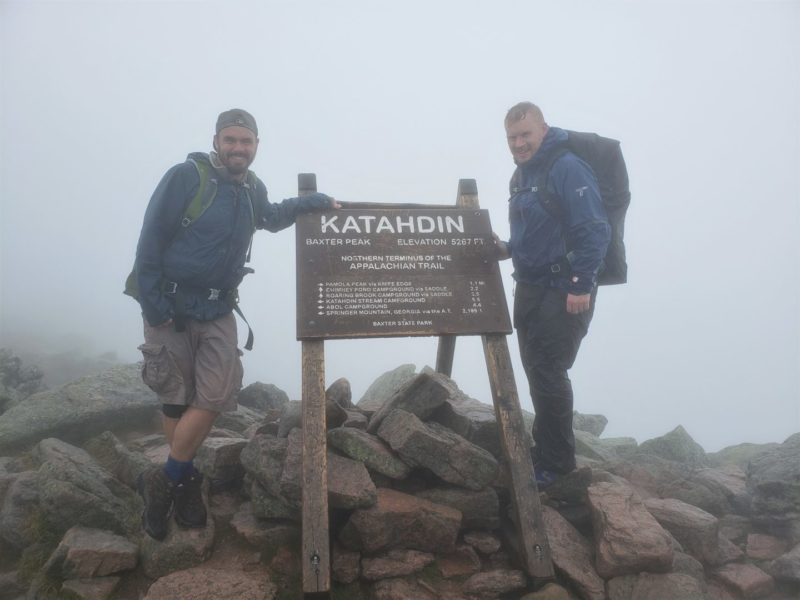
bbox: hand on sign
[491,232,510,260]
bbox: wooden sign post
[298,173,330,594]
[296,175,553,595]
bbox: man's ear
[212,135,219,152]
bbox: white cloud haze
[1,0,798,452]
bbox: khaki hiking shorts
[139,312,242,413]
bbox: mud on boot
[137,466,175,541]
[174,471,207,528]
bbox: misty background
[1,0,797,453]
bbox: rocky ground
[0,352,798,599]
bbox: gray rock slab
[716,531,745,565]
[607,572,706,600]
[463,530,502,555]
[377,409,498,491]
[276,401,301,438]
[659,465,750,517]
[367,369,457,434]
[767,543,800,583]
[250,479,299,521]
[708,442,779,469]
[327,451,377,509]
[34,439,141,540]
[437,544,481,578]
[747,533,790,561]
[430,390,504,459]
[327,427,410,480]
[371,577,436,600]
[213,404,265,436]
[644,496,720,564]
[236,382,288,412]
[0,470,39,549]
[342,409,368,430]
[278,428,375,509]
[0,363,158,453]
[638,425,709,467]
[587,482,673,578]
[194,436,247,482]
[416,485,499,530]
[82,431,152,489]
[239,433,287,499]
[361,548,434,580]
[572,412,608,436]
[605,453,693,498]
[339,487,461,554]
[356,363,417,414]
[542,505,605,600]
[60,576,121,600]
[45,525,137,579]
[331,543,360,584]
[574,430,616,462]
[140,515,216,579]
[229,502,299,550]
[748,442,800,521]
[327,377,353,409]
[143,567,276,600]
[462,569,528,596]
[713,563,775,598]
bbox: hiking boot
[174,471,207,528]
[533,467,560,490]
[137,467,175,541]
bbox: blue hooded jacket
[133,152,330,326]
[508,127,610,295]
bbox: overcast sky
[1,0,798,453]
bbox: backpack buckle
[208,288,221,301]
[549,263,562,274]
[164,281,178,294]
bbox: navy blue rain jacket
[508,128,610,295]
[134,152,331,326]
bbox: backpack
[512,130,630,285]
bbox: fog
[1,0,798,452]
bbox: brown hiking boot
[137,466,175,541]
[174,471,207,528]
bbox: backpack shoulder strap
[243,171,261,232]
[537,146,570,221]
[181,158,218,228]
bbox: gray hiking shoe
[174,471,207,528]
[137,467,175,541]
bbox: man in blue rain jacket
[128,108,336,540]
[496,102,610,487]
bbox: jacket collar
[518,127,568,171]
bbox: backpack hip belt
[162,280,254,351]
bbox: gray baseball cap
[216,108,258,136]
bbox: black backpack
[512,130,631,285]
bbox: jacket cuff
[567,273,595,295]
[302,192,332,210]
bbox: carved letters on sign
[296,208,512,340]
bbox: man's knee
[162,403,188,419]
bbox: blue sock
[163,456,193,483]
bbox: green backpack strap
[181,158,218,228]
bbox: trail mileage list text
[296,208,512,340]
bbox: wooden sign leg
[298,173,330,594]
[301,339,330,593]
[482,333,554,581]
[435,335,456,376]
[435,179,480,375]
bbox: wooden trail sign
[296,175,553,595]
[296,207,512,340]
